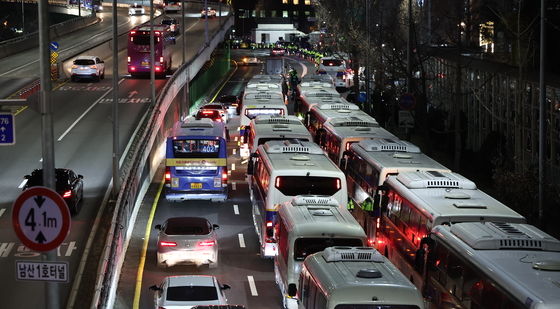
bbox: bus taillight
[222,169,228,182]
[159,56,164,63]
[130,66,136,71]
[165,167,171,183]
[127,56,131,63]
[266,221,273,228]
[155,66,162,72]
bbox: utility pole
[406,0,412,94]
[112,0,120,196]
[365,0,371,115]
[538,0,546,225]
[150,0,156,107]
[39,0,59,308]
[204,0,209,45]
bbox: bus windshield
[173,139,220,158]
[245,108,284,119]
[275,176,341,196]
[131,35,160,46]
[294,238,363,261]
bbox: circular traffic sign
[12,186,71,252]
[399,93,416,110]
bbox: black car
[161,17,180,35]
[217,94,240,115]
[23,168,84,215]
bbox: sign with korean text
[16,261,68,282]
[0,113,15,145]
[12,186,71,252]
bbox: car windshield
[172,139,221,158]
[274,176,341,196]
[74,59,95,65]
[245,108,284,119]
[161,19,176,25]
[219,95,237,103]
[201,105,222,110]
[166,286,218,301]
[322,59,344,66]
[27,170,70,191]
[131,4,142,8]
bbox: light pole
[21,0,24,33]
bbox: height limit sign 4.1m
[12,186,71,252]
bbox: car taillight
[165,167,171,184]
[71,65,78,69]
[202,110,214,115]
[90,65,97,69]
[368,238,375,246]
[159,241,176,247]
[62,190,72,198]
[198,240,215,247]
[130,30,136,35]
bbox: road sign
[399,93,416,110]
[49,41,59,52]
[12,186,71,252]
[0,113,15,145]
[16,261,68,282]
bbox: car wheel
[101,70,105,79]
[70,203,79,216]
[209,256,218,269]
[157,260,168,268]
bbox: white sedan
[150,275,230,308]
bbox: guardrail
[91,12,233,309]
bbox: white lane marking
[247,276,258,296]
[0,208,5,218]
[299,61,308,78]
[58,78,125,141]
[233,204,239,215]
[231,163,236,171]
[234,136,238,142]
[232,182,236,191]
[238,233,246,248]
[65,241,77,257]
[241,159,248,165]
[17,179,27,189]
[232,148,237,155]
[0,242,15,257]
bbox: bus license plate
[141,61,149,66]
[190,183,202,189]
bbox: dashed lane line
[0,208,5,218]
[233,204,239,215]
[247,276,258,296]
[238,233,246,248]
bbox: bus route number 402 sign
[12,186,71,252]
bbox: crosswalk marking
[0,208,5,218]
[232,182,237,191]
[233,204,239,215]
[0,242,14,257]
[231,163,236,171]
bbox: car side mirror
[149,285,160,291]
[155,224,162,230]
[213,224,220,230]
[78,174,84,179]
[221,284,231,290]
[287,283,297,297]
[24,175,30,179]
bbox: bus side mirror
[288,283,297,297]
[155,224,162,230]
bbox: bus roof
[279,202,365,239]
[243,91,285,102]
[300,88,340,99]
[301,74,334,84]
[171,117,225,138]
[303,247,424,307]
[251,116,311,139]
[311,107,369,125]
[349,139,450,183]
[258,140,342,175]
[298,81,335,89]
[385,171,525,225]
[134,25,170,33]
[433,223,560,308]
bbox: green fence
[188,45,231,114]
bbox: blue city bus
[164,118,228,202]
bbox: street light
[21,0,24,33]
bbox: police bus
[315,116,396,165]
[378,170,526,291]
[425,222,560,309]
[239,93,288,152]
[340,138,450,242]
[247,140,348,258]
[305,102,362,137]
[298,246,425,309]
[164,118,228,202]
[296,88,343,119]
[245,115,312,157]
[274,196,366,309]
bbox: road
[114,49,317,309]
[0,5,228,308]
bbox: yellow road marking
[133,176,165,309]
[209,59,239,103]
[11,80,69,116]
